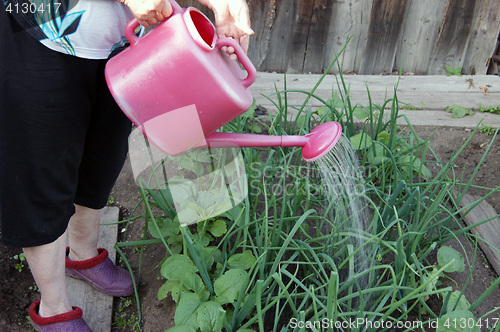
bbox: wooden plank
[428,0,478,75]
[287,1,315,73]
[462,0,500,75]
[396,110,500,128]
[394,0,447,74]
[324,0,373,74]
[359,0,408,74]
[251,73,500,126]
[459,195,500,277]
[66,207,119,332]
[246,0,280,69]
[251,0,297,72]
[303,0,334,74]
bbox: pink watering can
[105,0,341,162]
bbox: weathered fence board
[359,0,408,74]
[428,0,478,75]
[178,0,500,75]
[463,0,500,74]
[324,0,374,73]
[394,0,447,74]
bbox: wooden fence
[178,0,500,75]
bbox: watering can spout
[199,122,342,162]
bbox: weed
[23,315,32,328]
[479,105,500,115]
[445,66,462,76]
[401,102,424,110]
[13,253,26,272]
[480,124,496,136]
[29,284,39,292]
[114,297,141,331]
[446,104,474,118]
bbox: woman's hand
[197,0,253,59]
[121,0,173,28]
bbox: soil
[0,125,499,332]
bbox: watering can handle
[125,0,183,45]
[216,37,257,89]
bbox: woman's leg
[67,205,101,261]
[23,232,72,317]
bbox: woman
[0,0,252,330]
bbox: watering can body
[105,0,256,155]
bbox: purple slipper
[29,300,91,332]
[65,248,135,297]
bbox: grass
[114,56,500,331]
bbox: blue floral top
[4,0,133,59]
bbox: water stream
[313,134,374,297]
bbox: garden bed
[108,124,500,332]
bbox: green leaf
[158,280,189,303]
[296,115,308,128]
[400,155,432,179]
[249,123,262,133]
[196,301,226,332]
[437,246,465,273]
[200,246,223,270]
[445,105,474,118]
[161,254,198,279]
[206,219,227,237]
[168,179,192,202]
[148,218,178,239]
[242,98,257,117]
[198,232,213,247]
[227,250,256,270]
[180,272,205,293]
[187,149,212,163]
[174,293,202,329]
[376,131,390,146]
[437,310,479,332]
[227,203,244,222]
[198,191,218,209]
[158,280,175,301]
[177,208,200,226]
[367,144,389,164]
[349,132,372,150]
[178,157,205,176]
[445,66,462,76]
[328,94,345,109]
[316,106,327,114]
[352,107,369,120]
[422,266,440,299]
[214,269,249,304]
[165,326,197,332]
[315,106,334,121]
[445,291,470,313]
